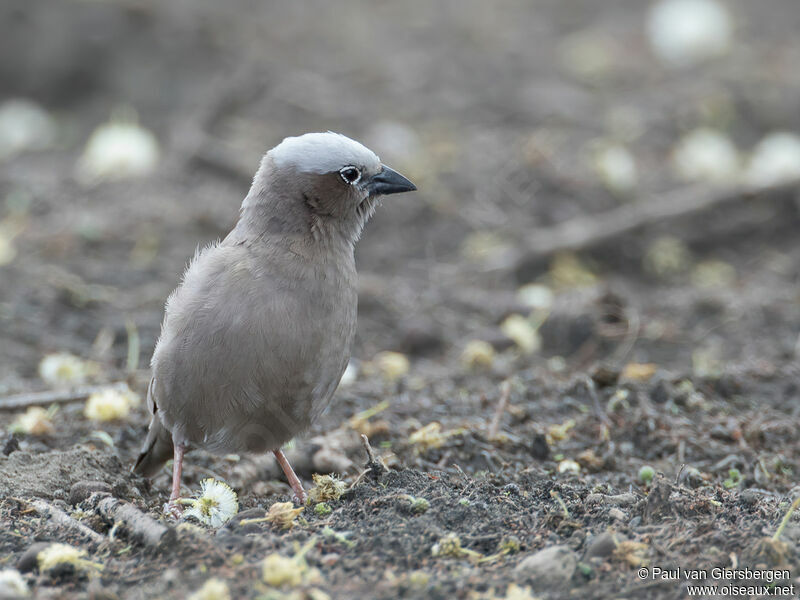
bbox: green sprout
[638,465,655,485]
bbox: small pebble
[584,532,618,559]
[312,447,352,474]
[585,492,638,507]
[69,481,112,506]
[16,542,51,573]
[739,489,762,506]
[608,508,627,522]
[1,434,19,456]
[514,545,577,587]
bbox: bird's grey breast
[151,240,357,453]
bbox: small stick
[89,493,176,551]
[31,500,106,546]
[350,434,388,491]
[550,490,570,519]
[773,494,800,542]
[362,433,388,472]
[488,380,512,440]
[0,382,130,411]
[484,177,800,273]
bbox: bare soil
[1,1,800,598]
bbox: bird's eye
[339,166,361,185]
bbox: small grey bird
[133,132,416,510]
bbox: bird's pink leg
[163,443,186,518]
[273,449,307,504]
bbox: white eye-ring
[339,166,361,185]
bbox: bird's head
[242,132,416,245]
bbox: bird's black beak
[366,165,417,196]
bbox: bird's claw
[163,500,183,519]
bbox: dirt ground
[1,1,800,598]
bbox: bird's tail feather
[132,413,173,477]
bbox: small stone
[739,489,762,506]
[87,578,119,600]
[608,508,627,522]
[69,481,112,506]
[584,532,618,559]
[590,365,620,388]
[312,447,353,474]
[16,542,51,572]
[320,553,340,567]
[514,545,577,587]
[398,318,444,357]
[677,466,705,489]
[585,492,638,507]
[1,434,19,456]
[529,433,550,460]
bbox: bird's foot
[163,499,183,519]
[291,488,307,506]
[273,448,307,505]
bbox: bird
[132,132,416,512]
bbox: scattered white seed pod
[500,314,541,355]
[647,0,733,68]
[592,143,638,194]
[37,543,102,575]
[691,259,737,288]
[11,406,54,436]
[643,236,692,277]
[371,351,410,382]
[187,577,231,600]
[0,229,17,266]
[557,459,581,475]
[516,284,554,311]
[672,128,739,183]
[308,474,347,503]
[0,568,29,598]
[0,99,56,161]
[183,479,239,528]
[460,340,496,370]
[745,132,800,187]
[38,352,89,387]
[84,385,141,422]
[76,111,159,184]
[262,553,302,587]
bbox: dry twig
[487,380,512,440]
[349,435,388,491]
[484,177,800,273]
[0,383,131,411]
[88,493,176,551]
[31,500,106,546]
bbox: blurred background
[1,0,799,390]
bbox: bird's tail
[132,413,173,477]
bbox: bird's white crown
[270,132,380,175]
